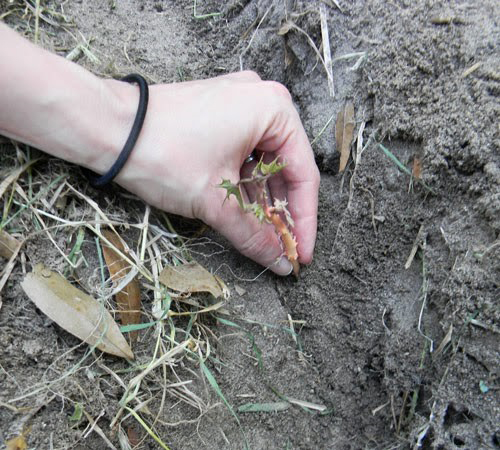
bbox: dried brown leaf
[336,101,355,173]
[21,264,134,360]
[101,230,141,338]
[159,262,228,299]
[127,427,140,446]
[0,235,23,301]
[6,435,27,450]
[0,229,21,259]
[412,156,422,180]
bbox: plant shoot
[218,157,299,277]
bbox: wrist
[82,78,139,175]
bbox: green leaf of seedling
[247,202,266,223]
[218,179,244,209]
[254,157,286,176]
[69,403,83,422]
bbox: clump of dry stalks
[0,142,231,448]
[0,3,232,447]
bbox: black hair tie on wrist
[89,73,149,188]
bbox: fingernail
[271,256,293,276]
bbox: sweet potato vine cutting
[218,157,299,277]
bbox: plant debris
[238,401,290,413]
[0,158,39,200]
[21,264,134,360]
[319,3,334,97]
[5,434,27,450]
[159,261,228,299]
[412,156,422,180]
[0,229,21,259]
[101,230,142,340]
[336,101,355,172]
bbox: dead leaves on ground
[18,252,228,359]
[4,180,227,360]
[21,264,134,360]
[159,261,229,299]
[0,230,21,259]
[5,434,27,450]
[336,101,355,173]
[101,230,141,340]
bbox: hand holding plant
[0,25,319,274]
[219,157,300,276]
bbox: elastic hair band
[89,73,149,187]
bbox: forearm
[0,23,136,174]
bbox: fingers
[192,75,319,271]
[254,83,320,264]
[199,187,293,276]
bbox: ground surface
[0,1,499,449]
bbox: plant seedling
[218,157,299,277]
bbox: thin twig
[319,3,334,97]
[239,6,272,70]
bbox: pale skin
[0,23,320,276]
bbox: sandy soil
[1,1,498,449]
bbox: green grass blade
[378,144,436,194]
[200,359,240,425]
[378,144,413,176]
[216,317,264,369]
[120,322,156,333]
[125,407,171,450]
[1,174,65,229]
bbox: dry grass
[0,140,240,448]
[0,5,234,447]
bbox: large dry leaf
[0,229,21,259]
[21,264,134,360]
[159,262,228,299]
[101,230,141,338]
[336,101,355,173]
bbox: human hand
[0,26,318,274]
[106,71,320,275]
